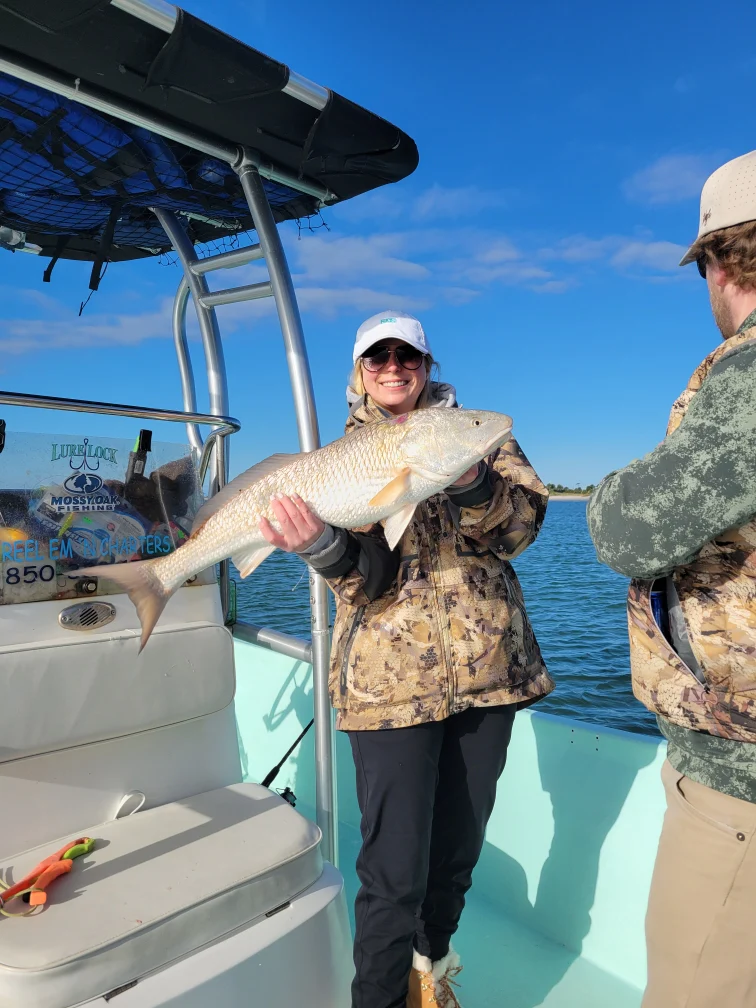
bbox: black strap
[666,576,707,686]
[88,202,121,292]
[42,235,70,283]
[261,718,314,789]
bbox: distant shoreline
[548,494,590,501]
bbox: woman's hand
[259,494,325,552]
[451,462,481,488]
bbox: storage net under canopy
[0,71,318,283]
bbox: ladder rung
[198,281,273,308]
[190,244,264,275]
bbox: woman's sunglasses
[361,345,425,372]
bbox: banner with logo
[0,430,202,604]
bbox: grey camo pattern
[592,328,756,746]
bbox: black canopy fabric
[0,0,418,265]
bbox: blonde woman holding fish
[261,311,553,1008]
[71,310,551,1007]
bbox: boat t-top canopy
[0,0,418,265]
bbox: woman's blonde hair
[351,354,439,410]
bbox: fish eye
[472,420,481,426]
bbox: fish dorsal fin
[383,503,417,551]
[192,453,304,533]
[368,467,411,508]
[232,544,276,579]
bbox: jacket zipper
[426,502,455,714]
[340,605,365,697]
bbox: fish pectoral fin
[232,544,276,579]
[382,503,417,551]
[407,463,452,483]
[368,467,411,508]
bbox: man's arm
[587,342,756,579]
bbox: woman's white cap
[353,310,431,362]
[680,150,756,264]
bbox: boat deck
[338,822,642,1007]
[234,638,665,1007]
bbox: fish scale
[68,407,513,649]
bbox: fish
[68,407,513,650]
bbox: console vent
[59,601,116,631]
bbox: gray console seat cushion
[0,783,322,1008]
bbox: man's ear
[708,262,730,289]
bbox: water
[512,501,658,735]
[233,500,659,737]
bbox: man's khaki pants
[642,759,756,1008]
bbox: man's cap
[680,150,756,265]
[353,310,431,362]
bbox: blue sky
[2,0,755,485]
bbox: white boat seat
[0,783,322,1008]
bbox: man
[588,151,756,1008]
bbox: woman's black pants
[347,704,516,1008]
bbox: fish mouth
[483,425,513,454]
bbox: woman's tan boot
[406,948,463,1007]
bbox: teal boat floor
[234,641,664,1007]
[452,898,641,1008]
[338,821,641,1008]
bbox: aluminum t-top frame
[0,52,338,865]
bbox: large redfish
[70,408,513,649]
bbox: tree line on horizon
[546,482,595,495]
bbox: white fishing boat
[0,3,667,1006]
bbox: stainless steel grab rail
[0,389,240,438]
[232,621,312,663]
[0,390,238,490]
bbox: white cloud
[0,217,694,357]
[542,235,617,262]
[291,234,430,283]
[540,233,689,276]
[441,286,481,305]
[623,154,721,205]
[610,239,687,272]
[437,235,554,290]
[296,286,430,317]
[475,239,521,264]
[330,183,509,227]
[411,185,508,221]
[459,261,553,286]
[0,300,174,355]
[532,279,575,294]
[329,188,405,224]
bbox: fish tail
[68,560,174,652]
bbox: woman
[260,310,553,1008]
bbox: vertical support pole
[172,275,204,455]
[236,158,338,868]
[152,208,231,620]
